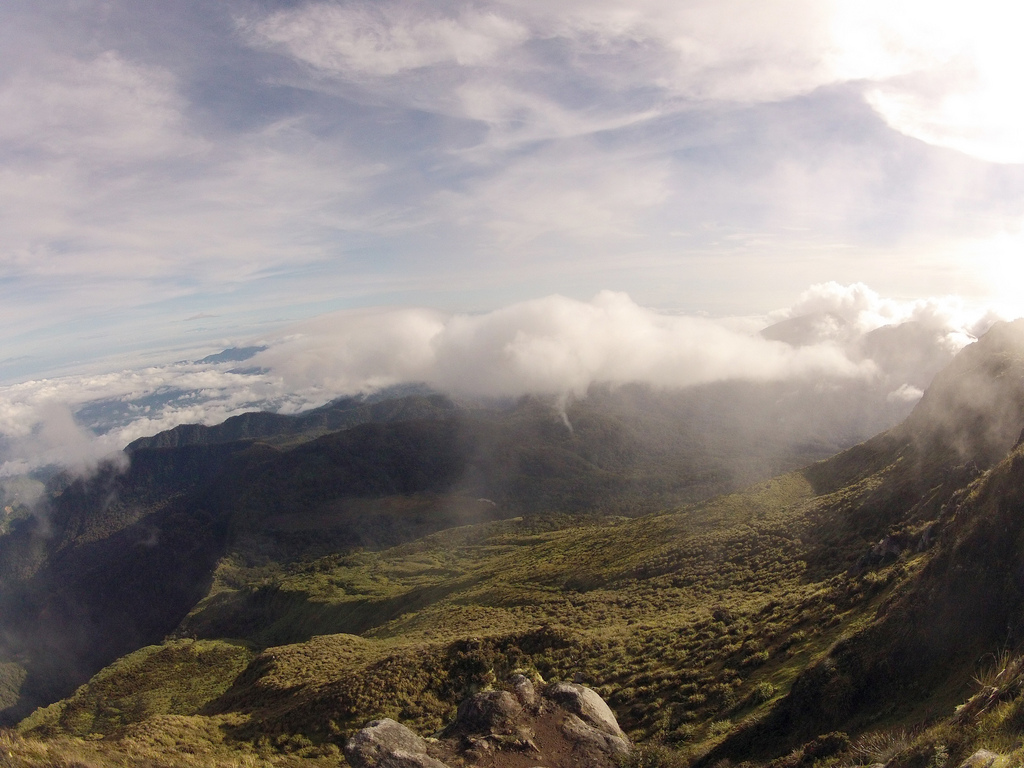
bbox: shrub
[741,651,770,668]
[851,728,915,765]
[799,731,849,763]
[752,681,776,704]
[616,742,690,768]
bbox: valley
[4,322,1024,767]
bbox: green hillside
[0,377,906,726]
[5,322,1024,767]
[19,471,859,764]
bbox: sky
[2,0,1024,470]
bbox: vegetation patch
[21,640,254,739]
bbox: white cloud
[0,50,196,162]
[0,50,202,299]
[0,363,307,476]
[888,383,924,403]
[247,0,1024,165]
[436,144,671,242]
[0,402,126,478]
[433,291,870,396]
[244,0,834,129]
[251,306,447,396]
[768,282,1004,392]
[257,290,872,400]
[781,281,997,342]
[0,48,384,330]
[0,283,1011,476]
[453,83,661,152]
[830,0,1024,163]
[247,0,835,101]
[3,1,1022,366]
[246,3,528,76]
[530,0,835,102]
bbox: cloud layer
[2,1,1024,380]
[0,284,1005,477]
[255,291,868,399]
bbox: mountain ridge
[126,393,458,452]
[6,322,1024,766]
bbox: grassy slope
[730,438,1024,768]
[0,383,882,728]
[3,456,1010,768]
[13,466,925,766]
[9,321,1024,768]
[22,640,254,738]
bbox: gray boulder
[367,677,630,768]
[958,750,1002,768]
[511,673,540,709]
[561,712,632,760]
[546,682,626,738]
[345,718,452,768]
[450,690,524,736]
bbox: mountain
[704,318,1024,763]
[2,377,877,724]
[125,392,456,451]
[5,322,1024,766]
[194,346,267,365]
[0,385,828,724]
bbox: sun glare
[830,0,1024,163]
[965,230,1024,316]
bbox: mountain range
[3,322,1024,766]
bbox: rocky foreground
[345,677,630,768]
[345,675,1018,768]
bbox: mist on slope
[0,282,1005,479]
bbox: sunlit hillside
[3,322,1024,767]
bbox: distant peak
[902,318,1024,467]
[761,312,848,347]
[195,346,267,365]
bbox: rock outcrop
[958,750,1003,768]
[546,681,626,739]
[345,677,631,768]
[344,718,451,768]
[449,690,525,737]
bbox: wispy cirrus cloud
[247,0,1024,164]
[0,45,386,339]
[2,1,1024,384]
[239,0,1024,273]
[245,3,529,77]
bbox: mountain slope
[168,312,1024,757]
[708,443,1024,764]
[126,392,456,451]
[0,383,835,725]
[8,322,1024,767]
